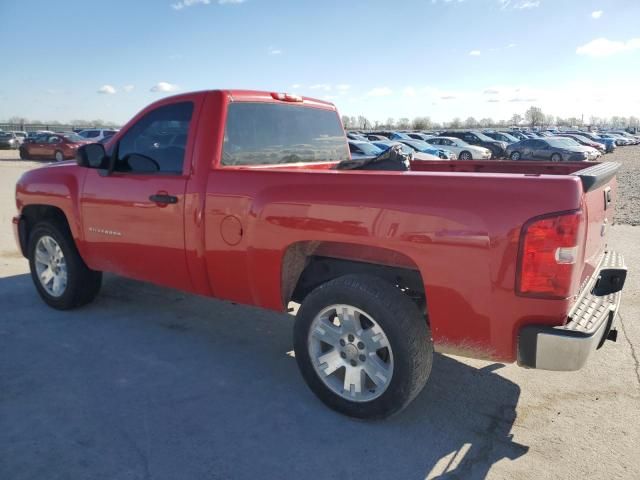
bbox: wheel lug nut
[340,352,346,359]
[359,354,366,362]
[357,342,364,349]
[350,360,357,367]
[339,339,346,346]
[348,334,354,342]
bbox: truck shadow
[0,273,528,480]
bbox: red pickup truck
[12,90,627,418]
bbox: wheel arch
[281,240,427,314]
[18,205,74,257]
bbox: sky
[1,0,639,125]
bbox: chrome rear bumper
[518,250,626,371]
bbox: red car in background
[19,133,90,162]
[556,133,607,153]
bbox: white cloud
[366,87,393,97]
[507,43,517,48]
[123,85,134,93]
[171,0,210,10]
[268,47,282,55]
[336,84,351,91]
[515,1,540,8]
[291,84,302,89]
[483,88,500,94]
[440,95,456,100]
[591,10,603,19]
[97,85,116,95]
[469,50,481,56]
[150,82,180,92]
[576,37,640,57]
[309,84,332,91]
[499,0,540,9]
[403,86,416,97]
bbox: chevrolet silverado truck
[12,90,627,418]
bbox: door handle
[149,194,178,205]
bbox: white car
[425,136,492,160]
[77,128,119,143]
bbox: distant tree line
[342,106,640,130]
[2,116,120,128]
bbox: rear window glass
[222,102,349,166]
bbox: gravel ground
[611,145,640,225]
[2,145,639,224]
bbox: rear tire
[54,150,64,162]
[19,148,28,160]
[551,153,562,162]
[28,221,102,310]
[293,274,433,419]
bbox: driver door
[79,98,200,290]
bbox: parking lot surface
[1,151,639,479]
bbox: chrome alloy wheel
[308,304,394,402]
[34,236,67,297]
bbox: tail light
[517,210,584,299]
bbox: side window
[115,102,193,174]
[87,130,99,138]
[463,134,475,142]
[48,136,61,144]
[348,143,358,153]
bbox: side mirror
[76,143,107,169]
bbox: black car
[439,130,508,158]
[505,138,590,162]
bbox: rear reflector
[517,210,584,298]
[271,92,303,102]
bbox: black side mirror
[76,143,107,169]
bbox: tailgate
[572,162,620,287]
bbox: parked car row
[346,125,640,162]
[8,128,118,161]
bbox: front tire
[28,221,102,310]
[550,153,562,162]
[294,274,433,419]
[19,148,28,160]
[510,151,522,160]
[459,150,472,160]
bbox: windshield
[569,135,590,143]
[546,138,579,148]
[355,143,383,156]
[555,137,581,146]
[63,134,86,142]
[499,132,519,142]
[474,132,495,142]
[373,142,414,155]
[391,133,411,140]
[405,141,433,152]
[0,133,13,138]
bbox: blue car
[389,132,412,140]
